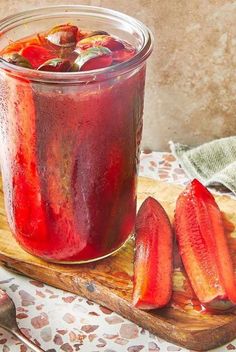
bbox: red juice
[0,6,152,262]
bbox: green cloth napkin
[169,136,236,194]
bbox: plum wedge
[133,197,173,309]
[20,45,56,69]
[175,179,236,310]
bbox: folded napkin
[169,136,236,195]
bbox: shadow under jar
[0,5,153,263]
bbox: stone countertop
[0,151,235,352]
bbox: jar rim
[0,5,153,83]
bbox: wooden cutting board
[0,177,236,351]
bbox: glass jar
[0,5,153,263]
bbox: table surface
[0,151,235,352]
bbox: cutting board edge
[1,177,236,350]
[1,253,236,351]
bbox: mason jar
[0,5,153,263]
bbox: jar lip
[0,5,153,83]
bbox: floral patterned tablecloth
[0,151,235,352]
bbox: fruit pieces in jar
[45,24,78,49]
[0,23,136,72]
[0,73,48,248]
[76,34,126,51]
[75,33,135,64]
[133,197,173,309]
[72,47,112,71]
[1,53,32,69]
[38,58,71,72]
[20,45,56,69]
[175,179,236,311]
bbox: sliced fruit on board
[175,179,236,310]
[133,196,173,309]
[20,45,56,69]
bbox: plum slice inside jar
[76,34,125,51]
[72,46,113,71]
[20,45,56,69]
[2,53,33,69]
[38,58,71,72]
[45,24,79,49]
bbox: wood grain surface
[0,177,236,351]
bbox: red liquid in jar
[0,24,145,262]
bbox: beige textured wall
[1,0,236,150]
